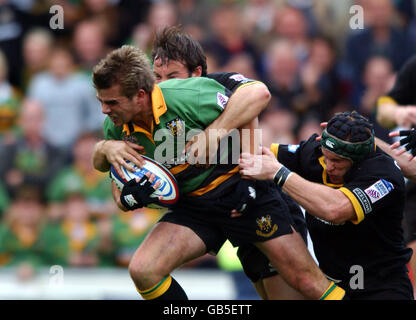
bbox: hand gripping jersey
[271,135,412,284]
[103,77,238,199]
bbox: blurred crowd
[0,0,414,279]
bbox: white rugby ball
[110,156,179,209]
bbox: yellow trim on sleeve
[339,187,365,224]
[138,275,172,300]
[377,96,398,107]
[233,80,263,93]
[270,143,279,158]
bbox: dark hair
[151,26,207,76]
[92,45,155,98]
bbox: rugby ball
[110,156,179,209]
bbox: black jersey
[271,135,412,284]
[207,72,258,93]
[378,54,416,106]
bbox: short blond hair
[92,45,155,98]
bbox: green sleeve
[193,77,230,128]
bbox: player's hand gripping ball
[110,156,179,209]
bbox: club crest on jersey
[256,215,278,237]
[166,117,185,136]
[364,179,394,204]
[123,134,138,144]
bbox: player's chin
[111,117,123,127]
[328,174,342,184]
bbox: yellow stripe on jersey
[188,166,239,196]
[270,143,279,158]
[138,275,172,300]
[234,80,263,93]
[169,163,189,175]
[377,96,398,107]
[339,187,365,224]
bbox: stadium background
[0,0,414,299]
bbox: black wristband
[273,166,292,187]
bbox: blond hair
[92,45,155,98]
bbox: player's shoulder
[207,72,258,91]
[299,134,322,154]
[159,77,223,91]
[356,150,404,186]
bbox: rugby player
[91,45,346,300]
[94,26,307,299]
[239,111,414,299]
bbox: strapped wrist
[273,165,292,188]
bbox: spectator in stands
[0,99,67,198]
[259,107,297,145]
[241,0,276,37]
[130,0,178,56]
[344,0,414,85]
[356,56,395,142]
[60,185,101,267]
[301,35,344,122]
[0,185,47,279]
[271,5,310,63]
[0,1,28,87]
[73,19,111,75]
[108,208,163,267]
[27,46,105,151]
[204,4,263,77]
[46,131,115,219]
[21,28,54,92]
[263,39,318,128]
[0,49,21,139]
[296,116,322,142]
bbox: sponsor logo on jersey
[229,74,250,83]
[352,188,372,214]
[216,92,229,109]
[364,179,394,204]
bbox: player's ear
[134,89,146,103]
[191,66,202,77]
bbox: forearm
[112,182,127,211]
[92,140,110,172]
[281,173,355,224]
[208,82,270,133]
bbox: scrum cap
[320,111,374,162]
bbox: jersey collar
[121,84,167,140]
[150,84,167,125]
